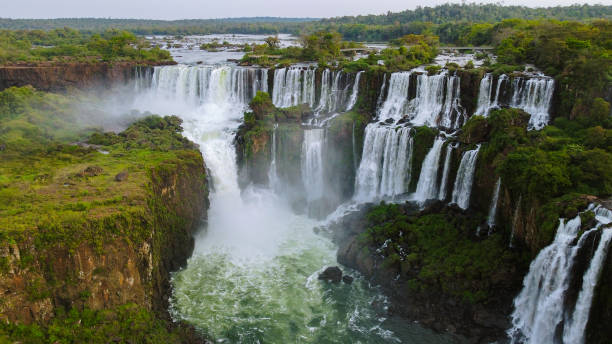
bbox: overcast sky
[3,0,611,19]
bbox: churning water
[132,64,459,344]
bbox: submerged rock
[342,275,354,284]
[318,266,343,283]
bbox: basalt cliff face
[0,62,172,92]
[0,156,208,325]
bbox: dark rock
[342,275,354,284]
[318,266,342,283]
[384,118,395,124]
[115,171,129,182]
[0,143,6,151]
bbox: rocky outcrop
[0,61,172,91]
[0,149,208,332]
[330,202,528,343]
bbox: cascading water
[377,71,412,121]
[133,64,455,343]
[268,123,280,191]
[345,71,363,112]
[511,77,555,130]
[450,145,480,210]
[474,74,554,130]
[301,128,326,203]
[413,137,445,203]
[508,206,612,344]
[354,124,413,201]
[377,71,464,129]
[487,178,501,233]
[438,143,454,201]
[474,73,508,117]
[272,66,316,108]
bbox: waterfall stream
[132,64,456,343]
[475,73,554,130]
[450,145,480,210]
[413,137,445,203]
[508,206,612,344]
[487,178,501,233]
[354,124,413,201]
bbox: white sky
[2,0,611,19]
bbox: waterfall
[511,77,555,130]
[508,205,612,344]
[376,73,388,110]
[377,71,464,129]
[352,121,358,171]
[301,129,326,202]
[475,74,509,117]
[268,124,280,191]
[354,124,413,201]
[450,145,480,210]
[149,65,267,109]
[474,73,493,116]
[563,227,612,344]
[487,178,501,232]
[414,137,445,203]
[377,71,411,121]
[438,143,454,200]
[474,74,554,129]
[345,71,363,112]
[272,67,316,108]
[315,69,349,114]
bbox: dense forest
[0,3,610,41]
[0,28,172,63]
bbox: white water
[475,73,508,117]
[354,124,413,201]
[345,71,363,112]
[301,129,326,202]
[563,228,612,344]
[268,123,280,191]
[377,71,464,129]
[272,66,316,108]
[413,137,445,203]
[437,143,454,201]
[450,145,480,210]
[487,178,501,232]
[377,71,412,121]
[130,64,464,344]
[511,77,555,130]
[508,206,612,344]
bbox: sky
[2,0,611,19]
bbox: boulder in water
[342,275,354,284]
[318,266,342,283]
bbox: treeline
[0,18,312,36]
[0,28,172,63]
[322,3,612,25]
[1,4,610,42]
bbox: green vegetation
[0,28,172,63]
[241,31,363,67]
[360,203,527,303]
[0,4,609,42]
[0,86,207,343]
[0,304,184,344]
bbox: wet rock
[384,118,395,124]
[114,171,129,182]
[342,275,354,284]
[318,266,342,283]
